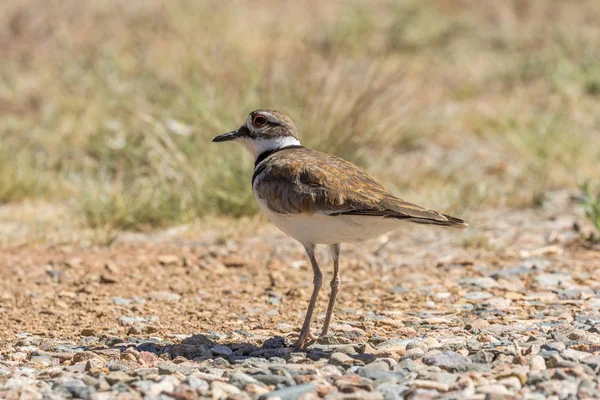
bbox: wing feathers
[334,198,469,229]
[254,147,468,228]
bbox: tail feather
[399,213,469,229]
[441,213,469,229]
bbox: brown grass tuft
[1,0,599,230]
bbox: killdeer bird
[213,109,468,349]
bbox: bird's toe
[293,331,318,350]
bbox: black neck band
[254,145,303,168]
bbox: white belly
[256,197,400,245]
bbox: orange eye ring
[252,115,268,127]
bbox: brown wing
[255,148,468,228]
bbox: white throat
[241,136,301,162]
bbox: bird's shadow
[90,333,374,364]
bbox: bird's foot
[293,330,318,350]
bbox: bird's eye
[252,115,268,127]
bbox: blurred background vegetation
[1,0,599,232]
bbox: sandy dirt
[1,191,599,399]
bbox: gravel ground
[1,191,600,399]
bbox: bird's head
[213,109,301,160]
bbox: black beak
[212,130,239,142]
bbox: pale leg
[294,244,323,349]
[321,243,341,336]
